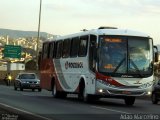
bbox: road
[0,85,160,120]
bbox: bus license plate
[122,91,131,95]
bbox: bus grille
[117,86,139,89]
[108,90,144,96]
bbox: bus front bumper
[96,81,152,97]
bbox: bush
[25,60,37,70]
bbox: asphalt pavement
[0,102,49,120]
[0,84,158,120]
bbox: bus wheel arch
[78,78,85,100]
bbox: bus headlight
[97,79,116,87]
[139,81,153,89]
[97,79,110,86]
[98,89,104,93]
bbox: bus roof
[45,27,150,42]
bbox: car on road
[151,79,160,104]
[14,73,41,92]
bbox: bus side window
[70,37,80,57]
[49,42,55,58]
[62,39,71,58]
[42,43,49,59]
[89,35,97,72]
[78,36,88,57]
[53,42,57,58]
[47,43,51,58]
[38,51,42,69]
[56,40,63,59]
[42,43,45,59]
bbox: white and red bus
[39,27,158,105]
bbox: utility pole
[36,0,42,69]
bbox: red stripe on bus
[96,72,125,87]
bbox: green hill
[0,28,53,38]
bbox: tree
[25,60,37,70]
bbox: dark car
[14,73,41,92]
[151,79,160,104]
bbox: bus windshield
[98,36,153,78]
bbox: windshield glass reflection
[128,38,153,75]
[98,36,153,78]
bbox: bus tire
[78,79,85,100]
[78,94,92,102]
[151,93,158,104]
[83,87,91,102]
[52,82,58,98]
[52,82,66,98]
[79,84,91,102]
[124,97,135,106]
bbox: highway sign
[4,45,21,58]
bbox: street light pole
[36,0,42,69]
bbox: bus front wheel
[151,93,158,104]
[78,85,92,102]
[124,97,135,106]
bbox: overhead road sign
[4,45,21,58]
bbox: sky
[0,0,160,44]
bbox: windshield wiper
[113,57,126,74]
[130,60,144,77]
[113,58,144,78]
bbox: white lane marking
[0,102,52,120]
[21,93,37,96]
[21,93,50,97]
[91,106,131,114]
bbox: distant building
[0,45,4,59]
[6,35,9,45]
[0,63,25,71]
